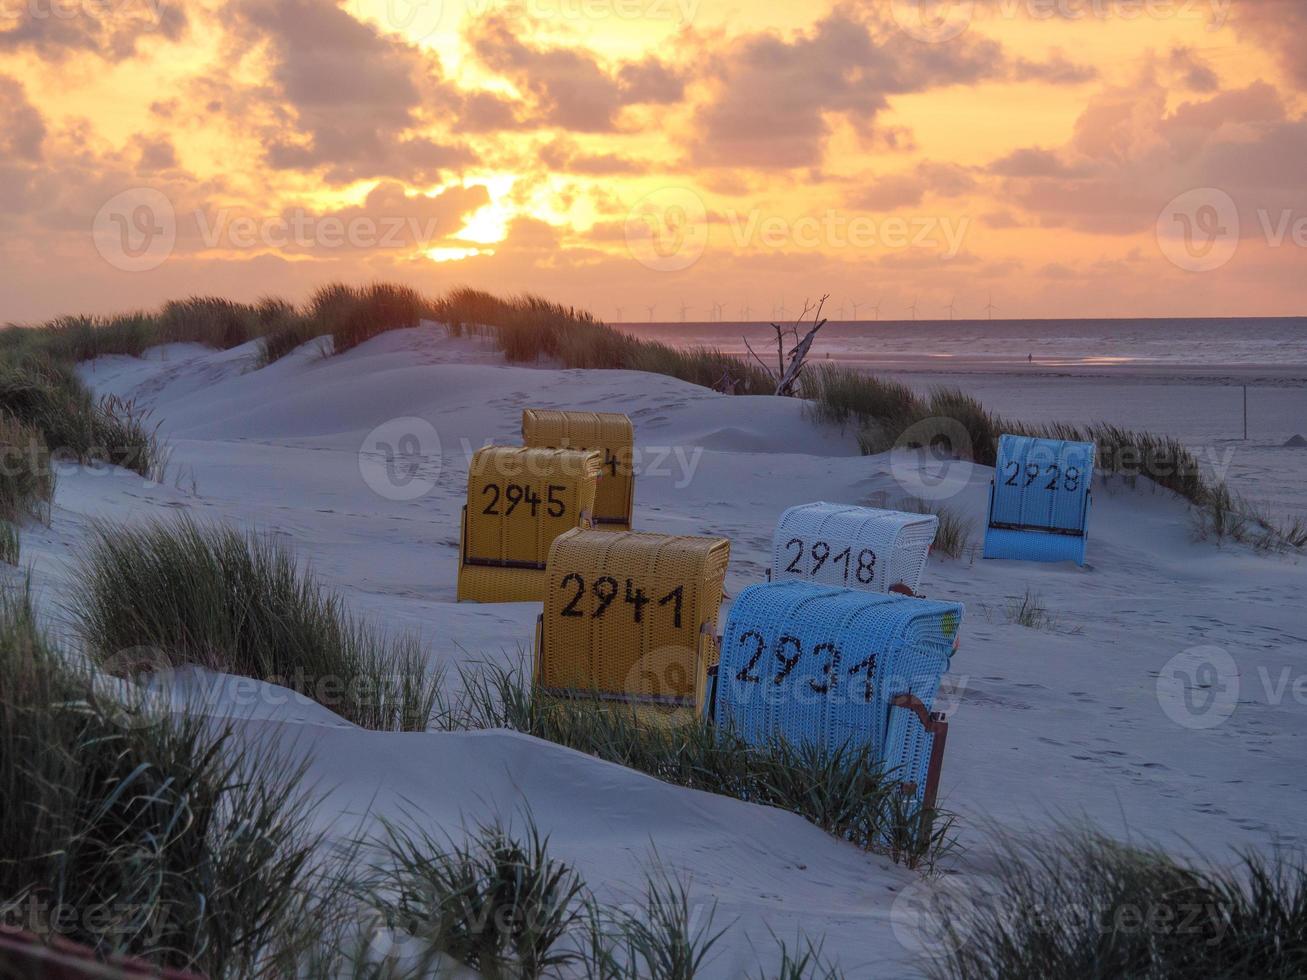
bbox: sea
[614,317,1307,377]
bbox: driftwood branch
[770,294,829,396]
[742,335,778,380]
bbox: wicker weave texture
[771,502,938,594]
[457,446,601,602]
[536,528,730,707]
[983,434,1095,565]
[523,410,635,530]
[712,581,962,809]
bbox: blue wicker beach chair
[708,581,962,811]
[771,502,938,595]
[983,434,1095,565]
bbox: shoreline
[821,356,1307,386]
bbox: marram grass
[70,516,441,732]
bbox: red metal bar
[0,927,204,979]
[889,693,949,812]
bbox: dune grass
[0,413,54,524]
[70,517,440,732]
[899,497,974,560]
[0,521,19,565]
[0,586,330,977]
[356,814,852,979]
[8,280,1297,545]
[928,832,1307,980]
[433,287,776,393]
[0,352,162,482]
[362,816,587,979]
[1003,589,1059,631]
[437,658,954,870]
[313,281,428,355]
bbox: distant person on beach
[1028,353,1033,363]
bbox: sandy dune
[17,323,1304,975]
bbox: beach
[21,322,1303,976]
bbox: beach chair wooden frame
[770,502,939,595]
[708,581,963,812]
[522,410,635,531]
[533,528,730,710]
[457,446,602,603]
[983,434,1095,565]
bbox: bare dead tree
[742,294,830,396]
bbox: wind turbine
[776,299,788,320]
[646,304,656,322]
[678,299,691,322]
[850,300,863,321]
[838,302,846,321]
[740,302,752,321]
[984,290,999,320]
[871,299,881,321]
[615,306,624,322]
[908,297,919,321]
[946,297,957,321]
[713,300,726,322]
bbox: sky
[1,0,1304,323]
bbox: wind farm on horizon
[616,291,1003,324]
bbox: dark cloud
[689,10,1005,169]
[1232,0,1307,89]
[228,0,471,182]
[617,57,685,104]
[0,75,46,161]
[1012,50,1097,84]
[987,147,1084,178]
[1167,46,1218,92]
[848,162,976,210]
[539,139,647,175]
[135,134,178,172]
[0,1,186,61]
[453,91,528,133]
[188,181,493,256]
[469,14,686,132]
[990,73,1307,235]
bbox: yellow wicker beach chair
[522,410,635,531]
[534,529,731,712]
[456,446,603,603]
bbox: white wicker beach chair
[770,502,939,595]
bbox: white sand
[15,323,1305,975]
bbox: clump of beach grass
[0,413,54,524]
[1003,589,1063,631]
[363,815,587,979]
[927,832,1307,980]
[0,585,333,976]
[900,497,974,559]
[0,353,163,481]
[70,516,440,731]
[313,281,428,355]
